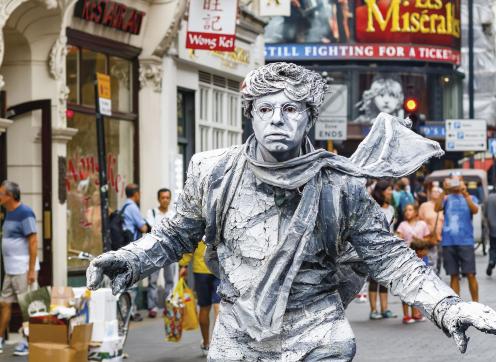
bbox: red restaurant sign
[74,0,145,35]
[186,0,237,52]
[355,0,461,50]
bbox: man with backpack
[120,184,148,321]
[145,188,176,318]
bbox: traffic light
[404,97,419,113]
[403,97,423,133]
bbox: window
[197,72,242,152]
[177,89,195,188]
[65,40,137,271]
[66,113,135,269]
[67,46,133,114]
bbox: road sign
[315,118,347,140]
[420,125,445,139]
[445,119,486,152]
[96,72,112,116]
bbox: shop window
[80,49,106,107]
[110,56,132,113]
[198,72,242,152]
[66,113,135,270]
[66,46,79,104]
[65,36,137,271]
[67,47,133,115]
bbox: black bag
[109,203,133,250]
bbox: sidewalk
[1,250,495,361]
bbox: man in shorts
[0,181,39,356]
[436,175,479,301]
[180,240,220,356]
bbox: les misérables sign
[355,0,461,62]
[264,0,461,65]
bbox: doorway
[2,100,53,287]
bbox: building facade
[263,0,464,170]
[0,0,190,287]
[159,5,265,199]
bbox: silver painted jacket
[119,113,457,338]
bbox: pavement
[1,250,496,361]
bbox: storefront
[160,8,265,197]
[0,0,184,287]
[264,0,463,169]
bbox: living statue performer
[87,63,496,361]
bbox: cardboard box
[29,323,93,362]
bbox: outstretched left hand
[442,301,496,353]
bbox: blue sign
[420,125,445,139]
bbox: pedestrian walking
[397,203,431,324]
[180,240,220,357]
[435,175,479,301]
[419,181,444,273]
[368,180,397,320]
[393,177,414,227]
[145,188,177,318]
[122,183,148,321]
[0,181,39,356]
[486,190,496,276]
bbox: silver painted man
[87,63,496,361]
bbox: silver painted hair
[241,62,328,126]
[1,180,20,201]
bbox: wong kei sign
[186,0,237,51]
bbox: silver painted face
[252,91,310,162]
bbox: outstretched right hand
[86,251,133,295]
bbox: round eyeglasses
[253,103,309,121]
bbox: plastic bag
[164,287,183,342]
[180,278,199,331]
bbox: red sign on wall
[74,0,145,35]
[355,0,461,50]
[186,0,237,51]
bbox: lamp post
[468,0,474,119]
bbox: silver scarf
[226,113,444,341]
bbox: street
[1,250,495,361]
[125,249,496,361]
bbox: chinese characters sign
[186,0,237,51]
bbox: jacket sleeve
[119,154,207,284]
[344,179,457,319]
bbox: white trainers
[200,344,209,357]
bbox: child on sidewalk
[396,203,432,324]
